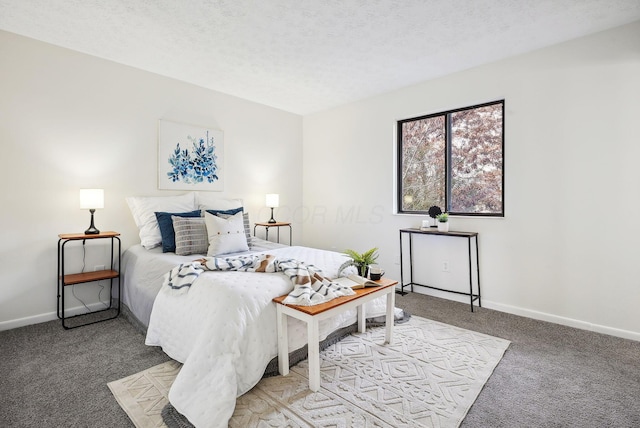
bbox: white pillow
[213,211,252,248]
[196,193,243,211]
[126,193,196,249]
[204,211,249,256]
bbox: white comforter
[145,246,392,428]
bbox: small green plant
[338,247,379,277]
[436,213,449,223]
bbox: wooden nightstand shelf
[254,222,292,245]
[57,231,121,329]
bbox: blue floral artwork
[158,120,224,191]
[167,133,218,184]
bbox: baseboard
[0,312,56,331]
[0,301,113,331]
[483,300,640,342]
[410,288,640,342]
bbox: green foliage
[436,213,449,223]
[338,247,379,276]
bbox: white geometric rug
[108,359,180,428]
[109,316,510,427]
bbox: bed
[121,237,286,330]
[120,192,403,428]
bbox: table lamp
[265,193,279,224]
[80,189,104,234]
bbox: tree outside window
[398,100,504,216]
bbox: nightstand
[254,222,292,245]
[57,231,121,329]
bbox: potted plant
[338,247,379,277]
[436,213,449,232]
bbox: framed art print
[158,119,224,191]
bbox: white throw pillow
[126,193,196,249]
[213,211,252,248]
[204,211,249,256]
[196,193,243,211]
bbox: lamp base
[84,209,100,235]
[268,207,276,223]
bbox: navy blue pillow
[155,210,202,253]
[204,207,243,216]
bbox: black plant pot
[357,265,369,278]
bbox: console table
[399,228,481,311]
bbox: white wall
[0,31,302,329]
[302,22,640,340]
[3,22,640,340]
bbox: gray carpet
[397,294,640,428]
[1,293,639,427]
[0,312,170,428]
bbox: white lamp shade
[79,189,104,209]
[265,194,279,208]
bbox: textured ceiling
[1,0,639,114]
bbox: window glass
[400,116,445,212]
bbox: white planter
[437,222,449,232]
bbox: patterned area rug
[108,316,510,427]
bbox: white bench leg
[277,304,289,376]
[385,290,395,344]
[357,304,366,333]
[307,317,320,391]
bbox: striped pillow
[243,212,252,247]
[172,216,208,256]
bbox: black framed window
[397,100,504,216]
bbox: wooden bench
[273,278,398,391]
